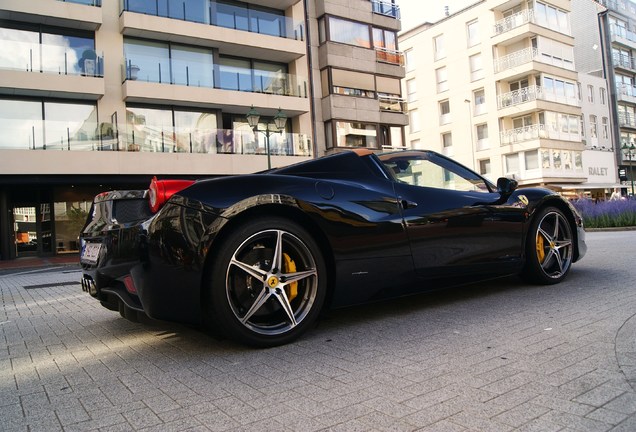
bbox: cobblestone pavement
[1,231,635,432]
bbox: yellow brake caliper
[283,253,298,301]
[536,233,545,263]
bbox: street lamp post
[246,106,288,170]
[622,142,636,197]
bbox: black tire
[521,206,574,285]
[206,216,327,347]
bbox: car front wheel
[207,217,326,347]
[521,206,574,285]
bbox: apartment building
[0,0,406,261]
[585,0,636,196]
[399,0,620,199]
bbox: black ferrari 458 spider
[80,149,586,347]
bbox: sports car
[80,149,586,347]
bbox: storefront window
[53,201,90,253]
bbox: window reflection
[0,99,97,150]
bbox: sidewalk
[0,254,79,272]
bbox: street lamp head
[273,108,288,131]
[246,105,260,129]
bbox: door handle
[401,199,418,209]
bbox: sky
[397,0,480,32]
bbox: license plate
[81,243,102,264]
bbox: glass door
[13,203,53,257]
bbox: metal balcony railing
[494,47,538,73]
[493,9,534,35]
[610,23,636,45]
[57,0,101,5]
[500,124,546,145]
[378,95,407,113]
[498,85,542,108]
[371,0,400,19]
[619,112,636,128]
[614,53,636,70]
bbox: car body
[80,149,586,346]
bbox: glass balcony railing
[0,119,108,151]
[610,23,636,45]
[57,0,101,5]
[122,57,308,97]
[0,38,103,77]
[0,119,312,157]
[371,0,400,19]
[124,126,312,157]
[120,0,304,41]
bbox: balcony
[498,85,579,109]
[619,112,636,128]
[610,23,636,48]
[375,47,404,66]
[58,0,101,5]
[0,38,104,77]
[493,9,534,36]
[122,58,307,98]
[500,124,546,145]
[124,126,311,157]
[378,94,407,113]
[598,0,636,15]
[613,53,636,71]
[371,0,400,19]
[494,47,538,73]
[120,0,304,41]
[617,83,636,103]
[0,117,312,158]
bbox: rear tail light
[148,176,195,213]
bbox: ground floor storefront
[0,175,151,261]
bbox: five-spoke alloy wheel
[207,217,326,347]
[522,206,574,285]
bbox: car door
[382,152,526,280]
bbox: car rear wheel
[207,217,326,347]
[521,206,573,285]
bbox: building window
[469,53,483,81]
[442,132,452,148]
[602,117,609,139]
[0,99,98,151]
[580,115,585,138]
[479,158,491,176]
[434,34,445,60]
[474,88,486,115]
[600,87,606,104]
[439,100,450,125]
[405,49,415,72]
[534,1,570,35]
[326,16,371,48]
[589,114,597,138]
[587,85,594,103]
[467,20,479,47]
[525,150,539,170]
[333,121,377,148]
[409,109,420,133]
[476,123,489,150]
[436,67,448,93]
[505,153,519,174]
[406,78,417,103]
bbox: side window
[381,153,491,192]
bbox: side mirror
[497,177,518,196]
